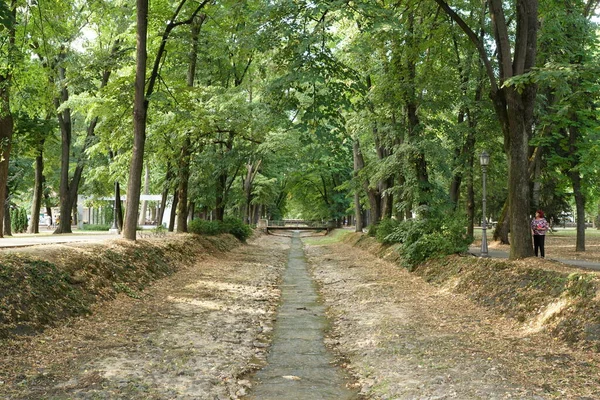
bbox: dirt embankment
[3,231,600,399]
[0,234,241,339]
[345,233,600,352]
[0,233,289,399]
[306,232,600,399]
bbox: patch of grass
[302,229,352,246]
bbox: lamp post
[480,151,490,257]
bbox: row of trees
[0,0,598,259]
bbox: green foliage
[188,217,252,242]
[221,216,253,243]
[188,219,222,236]
[10,207,28,233]
[81,224,111,231]
[379,213,473,270]
[375,218,401,244]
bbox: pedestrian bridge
[259,220,333,233]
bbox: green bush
[188,217,252,242]
[10,207,28,233]
[81,224,111,231]
[375,218,401,244]
[377,212,472,271]
[222,216,252,242]
[188,219,222,236]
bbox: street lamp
[480,151,490,257]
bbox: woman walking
[531,210,550,258]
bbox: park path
[246,233,357,400]
[0,231,118,248]
[469,245,600,271]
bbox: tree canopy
[1,0,599,259]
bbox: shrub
[81,224,111,231]
[375,218,401,244]
[10,207,28,233]
[378,212,472,271]
[188,219,223,236]
[188,217,252,242]
[222,216,252,242]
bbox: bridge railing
[267,220,325,228]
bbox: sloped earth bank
[305,237,600,399]
[0,234,289,399]
[2,232,600,399]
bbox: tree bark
[493,198,510,244]
[138,163,150,226]
[123,0,149,239]
[169,187,178,232]
[3,189,11,236]
[123,0,211,240]
[0,1,15,238]
[28,145,45,234]
[116,182,124,231]
[352,140,364,232]
[176,137,191,232]
[568,124,586,251]
[176,15,204,233]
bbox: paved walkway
[469,246,600,271]
[248,233,357,399]
[0,231,119,249]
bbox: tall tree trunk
[466,164,475,238]
[157,165,172,226]
[493,199,510,244]
[3,190,11,236]
[169,188,178,232]
[568,124,586,251]
[571,170,586,252]
[188,201,195,221]
[123,0,149,239]
[116,182,124,231]
[215,171,227,221]
[242,160,261,225]
[124,0,211,240]
[353,140,364,232]
[176,139,191,232]
[29,149,44,234]
[0,1,15,238]
[404,13,430,207]
[138,162,150,225]
[436,0,537,258]
[54,61,74,234]
[176,15,204,233]
[354,139,380,225]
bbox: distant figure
[45,215,52,229]
[531,210,550,258]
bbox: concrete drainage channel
[246,232,357,400]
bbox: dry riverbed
[1,231,600,399]
[0,234,289,399]
[306,236,600,400]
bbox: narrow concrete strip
[247,233,356,400]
